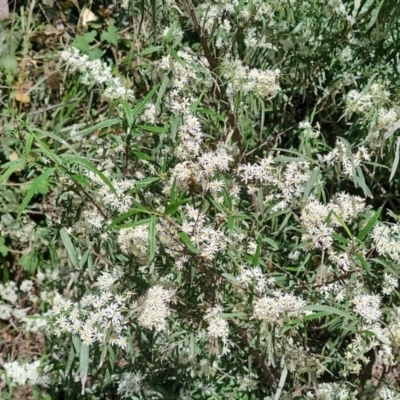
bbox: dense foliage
[2,0,400,399]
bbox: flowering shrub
[2,0,400,399]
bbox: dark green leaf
[178,231,198,254]
[17,168,55,219]
[358,206,383,241]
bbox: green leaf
[66,345,75,374]
[137,124,165,133]
[264,237,279,251]
[28,126,80,156]
[79,344,89,395]
[332,232,349,246]
[331,211,353,238]
[358,205,383,241]
[30,133,62,165]
[138,46,163,56]
[60,228,80,269]
[62,156,116,194]
[0,159,26,184]
[302,168,320,201]
[100,25,119,46]
[222,273,237,283]
[366,0,384,31]
[0,237,9,256]
[274,364,288,400]
[130,177,160,192]
[69,119,121,138]
[148,215,156,265]
[73,31,97,53]
[389,136,400,182]
[107,206,153,230]
[129,85,159,121]
[0,54,18,74]
[178,231,198,254]
[71,173,90,188]
[355,165,372,198]
[133,151,152,161]
[252,236,262,267]
[300,304,353,319]
[164,199,188,216]
[17,168,55,219]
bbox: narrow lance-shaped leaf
[178,231,198,254]
[300,304,353,319]
[274,363,288,400]
[79,344,89,395]
[60,228,80,269]
[302,167,319,201]
[30,132,62,165]
[0,159,26,184]
[148,215,156,266]
[389,136,400,182]
[358,205,383,241]
[17,168,55,219]
[62,156,116,194]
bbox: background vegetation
[2,0,400,399]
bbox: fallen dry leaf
[15,91,31,104]
[81,8,98,28]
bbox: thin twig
[28,98,79,116]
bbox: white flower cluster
[157,51,212,114]
[22,313,48,332]
[352,293,381,324]
[162,25,184,41]
[237,373,258,392]
[323,140,371,176]
[138,285,174,331]
[223,59,280,100]
[301,192,365,249]
[204,305,230,354]
[0,280,18,303]
[252,292,306,324]
[244,30,277,50]
[0,280,38,321]
[87,171,136,214]
[328,251,354,272]
[299,120,321,139]
[61,48,134,102]
[343,330,382,375]
[158,205,230,266]
[347,82,391,114]
[316,382,356,400]
[175,114,203,160]
[377,107,398,131]
[117,372,145,398]
[371,223,400,263]
[237,266,275,293]
[274,336,324,375]
[181,206,228,261]
[238,157,312,208]
[378,386,400,400]
[117,225,149,264]
[167,147,234,197]
[1,360,49,387]
[51,272,129,349]
[382,272,398,295]
[139,103,157,124]
[346,81,398,145]
[68,172,137,240]
[198,1,235,35]
[370,308,400,367]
